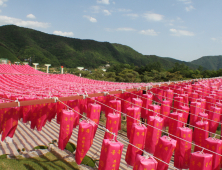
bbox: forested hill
[0,25,220,70]
[191,55,222,70]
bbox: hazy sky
[0,0,221,61]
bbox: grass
[33,145,48,150]
[0,152,79,170]
[65,142,76,153]
[81,155,96,168]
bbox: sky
[0,0,221,62]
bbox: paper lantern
[161,100,170,128]
[133,154,158,170]
[189,151,213,170]
[174,127,192,169]
[145,116,163,154]
[208,106,221,133]
[58,110,75,150]
[190,92,198,103]
[205,137,222,170]
[168,112,183,140]
[141,94,152,119]
[153,135,177,170]
[125,123,147,166]
[205,96,216,114]
[148,104,160,117]
[98,139,124,170]
[132,98,143,113]
[122,93,131,115]
[107,100,121,130]
[190,102,201,126]
[165,89,173,109]
[126,107,140,139]
[104,113,120,140]
[179,105,189,124]
[197,112,208,122]
[193,121,209,152]
[75,120,95,164]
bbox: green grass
[33,145,48,150]
[0,152,79,170]
[81,155,96,168]
[65,142,76,153]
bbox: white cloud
[211,38,217,41]
[139,29,158,36]
[112,1,115,4]
[178,0,192,4]
[26,14,36,19]
[0,0,7,6]
[97,0,109,5]
[185,5,195,11]
[53,31,74,37]
[103,9,111,15]
[83,15,97,22]
[118,8,131,12]
[143,12,164,21]
[170,28,194,36]
[125,13,138,19]
[91,6,100,13]
[116,27,135,31]
[0,15,50,28]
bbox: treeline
[64,62,222,82]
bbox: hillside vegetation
[0,25,220,70]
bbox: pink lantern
[208,106,220,133]
[125,123,147,166]
[133,154,158,170]
[141,94,152,119]
[148,104,160,117]
[174,127,192,169]
[75,120,95,164]
[160,100,170,128]
[173,96,183,112]
[189,151,213,170]
[87,103,101,136]
[190,102,201,126]
[98,139,124,170]
[205,137,222,170]
[145,116,163,154]
[126,107,140,139]
[197,112,208,122]
[132,98,143,113]
[193,121,209,152]
[179,105,189,124]
[168,112,183,140]
[107,100,121,130]
[104,113,120,140]
[58,110,75,150]
[153,135,177,170]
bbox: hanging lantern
[189,151,213,170]
[204,137,222,170]
[190,102,201,126]
[205,95,216,114]
[174,127,192,169]
[193,121,209,152]
[87,103,101,136]
[145,116,163,154]
[153,135,177,170]
[148,104,160,117]
[104,113,120,140]
[179,105,189,124]
[98,139,124,170]
[165,89,173,110]
[126,107,140,139]
[75,120,95,164]
[208,106,221,134]
[168,112,183,140]
[133,154,158,170]
[125,123,147,166]
[107,100,121,130]
[160,100,170,128]
[132,98,143,113]
[122,93,131,115]
[58,110,75,150]
[181,93,189,107]
[190,92,198,103]
[141,94,152,120]
[173,96,183,112]
[197,112,208,122]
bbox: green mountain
[0,24,219,70]
[190,55,222,70]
